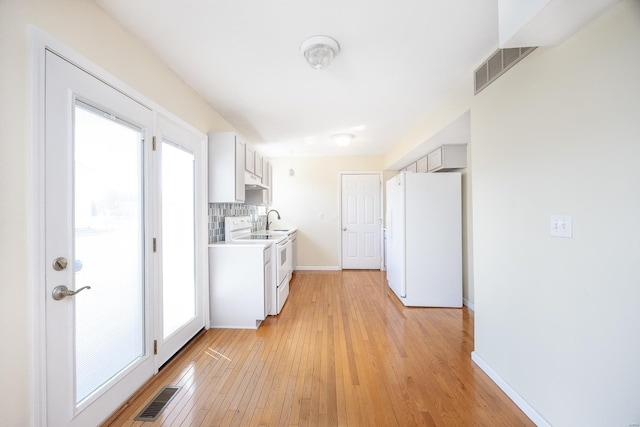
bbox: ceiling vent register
[474,47,536,95]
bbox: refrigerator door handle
[386,210,392,240]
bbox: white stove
[225,216,291,314]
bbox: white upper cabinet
[400,144,467,173]
[416,156,428,173]
[210,133,271,205]
[208,132,245,203]
[262,160,272,205]
[245,144,264,180]
[254,152,263,178]
[427,144,467,172]
[245,144,255,174]
[245,158,272,206]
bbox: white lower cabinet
[209,244,272,329]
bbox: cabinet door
[254,152,263,178]
[406,161,417,173]
[262,160,270,186]
[245,145,255,173]
[264,260,273,317]
[430,144,467,171]
[267,161,273,205]
[427,147,443,171]
[235,139,245,201]
[416,156,428,173]
[208,132,244,203]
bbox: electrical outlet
[550,215,572,238]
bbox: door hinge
[153,238,157,252]
[153,340,158,355]
[152,136,157,151]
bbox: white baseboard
[471,352,550,427]
[463,298,474,311]
[294,266,341,271]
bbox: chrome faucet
[266,209,281,230]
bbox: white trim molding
[29,25,48,427]
[463,298,474,311]
[471,351,551,427]
[295,266,341,271]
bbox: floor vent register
[134,386,181,422]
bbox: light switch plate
[550,215,572,238]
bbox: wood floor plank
[103,270,534,427]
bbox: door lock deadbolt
[52,257,68,271]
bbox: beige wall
[268,156,384,268]
[471,1,640,425]
[0,0,236,425]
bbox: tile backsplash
[208,203,266,243]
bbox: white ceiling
[95,0,500,158]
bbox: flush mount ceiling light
[332,133,353,147]
[300,35,340,70]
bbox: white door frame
[338,171,383,270]
[29,27,209,426]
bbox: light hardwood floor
[104,270,533,426]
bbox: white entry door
[44,50,155,426]
[341,173,382,269]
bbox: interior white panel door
[341,174,382,269]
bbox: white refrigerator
[385,172,462,307]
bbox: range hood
[245,172,268,190]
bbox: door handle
[343,227,347,231]
[52,285,91,301]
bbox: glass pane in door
[161,142,196,338]
[74,102,145,405]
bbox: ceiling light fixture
[332,133,353,147]
[300,35,340,70]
